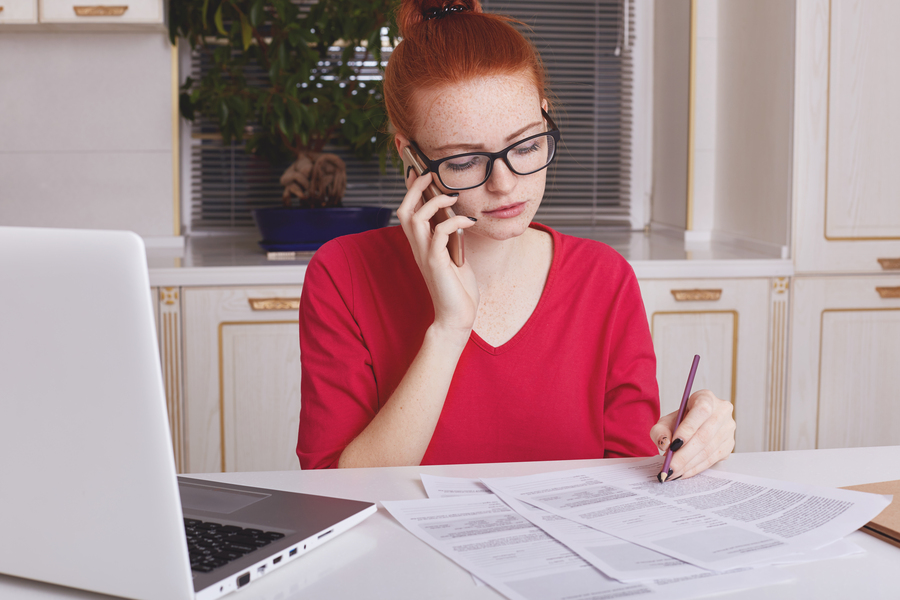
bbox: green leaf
[240,13,253,51]
[249,0,264,28]
[201,0,209,30]
[214,3,226,36]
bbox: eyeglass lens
[437,133,557,190]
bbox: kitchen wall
[0,32,176,240]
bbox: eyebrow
[432,120,544,153]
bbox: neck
[463,225,536,291]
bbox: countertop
[147,228,793,287]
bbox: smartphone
[402,146,465,267]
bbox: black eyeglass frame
[409,108,561,192]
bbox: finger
[668,395,735,478]
[396,171,433,225]
[650,413,677,453]
[675,434,735,480]
[668,390,718,447]
[428,215,478,266]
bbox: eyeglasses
[409,109,560,191]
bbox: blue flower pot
[252,206,393,251]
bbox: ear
[541,98,549,113]
[395,133,413,190]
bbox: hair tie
[424,5,467,21]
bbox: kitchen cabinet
[39,0,162,24]
[0,0,37,23]
[787,275,900,450]
[638,277,785,453]
[792,0,900,274]
[181,286,303,474]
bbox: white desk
[3,447,900,600]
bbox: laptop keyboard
[184,518,286,573]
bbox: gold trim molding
[876,287,900,299]
[878,258,900,271]
[73,5,129,17]
[671,289,722,302]
[248,298,301,311]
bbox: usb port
[289,548,298,557]
[273,556,282,565]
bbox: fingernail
[670,438,684,452]
[448,193,459,197]
[406,165,414,179]
[670,474,683,482]
[658,436,669,449]
[467,216,477,221]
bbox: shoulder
[307,225,410,279]
[531,223,636,285]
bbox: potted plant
[169,0,396,250]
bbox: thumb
[650,413,677,453]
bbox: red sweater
[297,223,659,469]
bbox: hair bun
[396,0,482,38]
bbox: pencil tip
[658,472,667,483]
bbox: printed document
[421,474,863,582]
[481,458,889,572]
[382,494,791,600]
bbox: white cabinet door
[638,278,780,452]
[39,0,162,23]
[793,0,900,273]
[788,275,900,450]
[183,286,303,474]
[0,0,37,23]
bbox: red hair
[384,0,550,140]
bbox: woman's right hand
[396,170,480,339]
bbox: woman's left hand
[649,389,735,480]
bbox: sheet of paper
[383,494,791,600]
[481,457,889,572]
[421,474,864,581]
[421,474,708,582]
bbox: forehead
[412,74,542,150]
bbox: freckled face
[410,74,548,242]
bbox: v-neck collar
[468,223,559,356]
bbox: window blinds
[187,0,634,231]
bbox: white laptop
[0,226,376,600]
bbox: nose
[485,156,517,195]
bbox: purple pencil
[658,354,700,483]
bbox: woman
[297,0,735,478]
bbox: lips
[482,202,527,219]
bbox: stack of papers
[382,457,890,600]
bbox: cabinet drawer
[39,0,162,23]
[0,0,38,23]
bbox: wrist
[426,322,471,354]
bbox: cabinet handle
[876,287,900,299]
[878,258,900,271]
[248,297,301,311]
[73,5,129,17]
[670,289,722,302]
